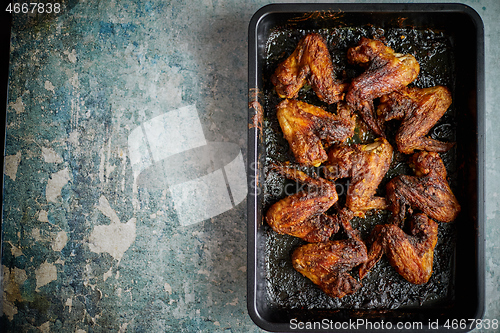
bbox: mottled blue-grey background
[2,0,499,332]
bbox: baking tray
[247,3,484,332]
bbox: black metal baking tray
[247,3,484,332]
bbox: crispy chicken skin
[346,37,420,136]
[324,137,393,217]
[359,213,438,285]
[265,165,340,242]
[271,33,347,104]
[277,99,355,166]
[377,85,454,154]
[386,151,461,226]
[292,209,368,298]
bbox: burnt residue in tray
[262,26,458,311]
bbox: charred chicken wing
[271,33,347,104]
[292,209,368,298]
[359,213,438,285]
[346,37,420,136]
[277,99,355,166]
[377,85,454,154]
[324,137,393,217]
[266,165,339,242]
[386,151,460,226]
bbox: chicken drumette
[377,85,454,154]
[292,209,368,298]
[386,151,460,226]
[359,213,438,285]
[324,137,393,217]
[277,99,355,166]
[346,37,420,136]
[271,33,347,104]
[265,165,340,242]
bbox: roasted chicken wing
[378,85,454,154]
[346,37,420,136]
[359,213,438,285]
[324,137,393,217]
[271,33,347,104]
[266,165,339,242]
[386,151,460,226]
[292,209,368,298]
[277,99,356,166]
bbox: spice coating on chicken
[277,99,355,166]
[265,165,339,242]
[386,151,460,226]
[292,209,368,298]
[359,213,438,285]
[346,37,420,136]
[377,85,454,154]
[324,137,393,217]
[271,33,347,104]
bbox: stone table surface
[1,0,499,332]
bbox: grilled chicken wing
[359,213,438,285]
[386,151,460,226]
[377,86,454,154]
[324,137,393,217]
[346,37,420,136]
[266,165,339,242]
[292,209,368,298]
[271,33,347,104]
[277,99,355,166]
